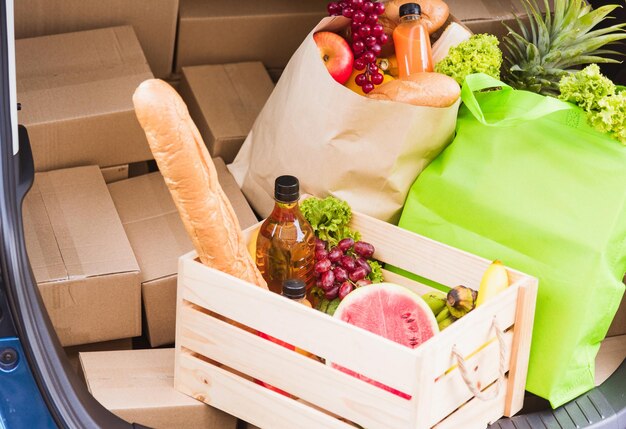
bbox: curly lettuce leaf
[300,196,360,247]
[367,260,384,283]
[434,34,503,85]
[590,92,626,145]
[558,64,616,112]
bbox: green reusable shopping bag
[397,74,626,408]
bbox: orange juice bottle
[392,3,433,78]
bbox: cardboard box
[446,0,549,41]
[607,276,626,337]
[65,338,132,374]
[80,349,237,429]
[108,160,258,347]
[179,63,274,163]
[176,0,328,72]
[14,0,178,78]
[101,165,130,184]
[23,166,141,346]
[16,26,154,172]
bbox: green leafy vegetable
[435,34,503,85]
[367,260,384,284]
[558,64,615,112]
[558,65,625,145]
[589,92,626,145]
[300,196,360,247]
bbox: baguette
[132,79,267,289]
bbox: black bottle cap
[282,279,306,300]
[274,175,300,203]
[399,2,421,17]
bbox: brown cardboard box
[64,338,132,374]
[607,277,626,337]
[23,166,141,347]
[179,62,274,163]
[108,160,258,347]
[16,26,154,172]
[80,349,237,429]
[101,165,130,184]
[176,0,328,72]
[14,0,178,78]
[445,0,549,41]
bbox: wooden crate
[174,211,538,429]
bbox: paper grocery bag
[230,16,460,223]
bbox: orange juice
[392,3,433,77]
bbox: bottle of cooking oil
[255,176,315,295]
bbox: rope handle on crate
[451,317,507,401]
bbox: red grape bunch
[327,0,388,94]
[314,237,377,301]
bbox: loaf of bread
[132,79,267,289]
[367,72,460,107]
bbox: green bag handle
[461,73,573,127]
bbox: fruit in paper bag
[313,31,354,84]
[331,283,438,398]
[476,260,509,307]
[345,67,394,95]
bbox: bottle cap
[399,3,421,17]
[282,279,306,300]
[274,175,300,203]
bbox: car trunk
[0,0,625,428]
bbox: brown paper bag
[230,16,460,223]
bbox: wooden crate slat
[419,283,519,377]
[380,268,438,295]
[504,279,538,416]
[351,211,527,288]
[429,330,514,427]
[178,304,414,429]
[433,378,507,429]
[175,352,355,429]
[180,254,420,393]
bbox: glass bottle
[282,279,312,308]
[392,3,434,78]
[255,176,316,296]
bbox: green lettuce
[300,196,360,247]
[435,34,503,85]
[558,65,625,145]
[558,64,615,112]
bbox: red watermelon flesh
[331,283,439,399]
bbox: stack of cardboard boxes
[13,0,626,428]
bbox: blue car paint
[0,338,56,429]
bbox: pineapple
[502,0,626,96]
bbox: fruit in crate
[314,31,355,84]
[423,285,478,330]
[476,260,509,307]
[367,72,460,107]
[501,0,626,96]
[331,282,439,398]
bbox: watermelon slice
[331,282,439,399]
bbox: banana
[422,290,448,316]
[436,307,452,324]
[476,260,509,307]
[438,315,456,331]
[446,285,478,318]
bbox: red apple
[313,31,354,85]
